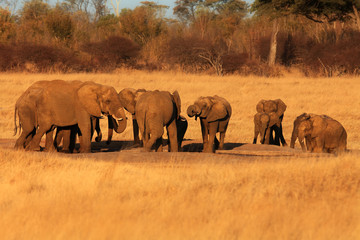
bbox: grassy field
[0,71,359,239]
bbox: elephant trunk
[111,108,127,134]
[290,126,297,148]
[187,105,200,118]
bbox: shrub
[82,35,140,71]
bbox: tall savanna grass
[0,71,359,239]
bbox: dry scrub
[0,71,359,239]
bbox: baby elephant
[187,95,232,153]
[254,99,287,146]
[290,113,347,154]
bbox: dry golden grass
[0,71,359,239]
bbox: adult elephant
[255,99,287,146]
[187,95,232,153]
[118,88,147,145]
[14,80,127,153]
[14,80,82,151]
[290,113,347,153]
[135,90,181,152]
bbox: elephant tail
[143,111,147,139]
[13,105,20,136]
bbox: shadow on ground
[64,139,244,153]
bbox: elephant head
[118,88,147,115]
[290,113,327,151]
[254,112,279,144]
[77,82,127,133]
[256,99,287,120]
[254,112,270,144]
[187,96,231,122]
[290,113,310,150]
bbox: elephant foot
[282,143,288,147]
[203,145,214,153]
[25,144,41,151]
[106,140,111,145]
[95,136,102,142]
[14,144,24,150]
[79,148,91,153]
[44,148,56,152]
[132,142,141,148]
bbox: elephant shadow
[90,140,141,152]
[181,139,244,152]
[59,140,243,153]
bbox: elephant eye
[105,100,111,104]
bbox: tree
[0,7,16,41]
[252,0,360,65]
[252,0,359,23]
[119,3,168,45]
[45,7,74,42]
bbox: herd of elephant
[13,80,347,154]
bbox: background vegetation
[0,0,359,76]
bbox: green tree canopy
[174,0,247,23]
[251,0,360,23]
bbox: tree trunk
[353,5,360,31]
[268,19,279,66]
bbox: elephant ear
[256,100,266,113]
[269,112,280,127]
[172,90,181,119]
[274,99,287,116]
[77,83,102,117]
[310,115,328,137]
[207,100,228,122]
[119,88,137,115]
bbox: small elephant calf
[254,99,287,146]
[187,95,232,153]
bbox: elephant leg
[176,117,188,151]
[68,126,78,153]
[54,127,63,150]
[94,117,102,142]
[218,131,225,150]
[25,123,52,151]
[15,127,35,149]
[44,127,56,152]
[78,118,92,153]
[155,137,163,152]
[312,137,324,153]
[214,136,220,149]
[305,136,312,152]
[61,129,71,153]
[15,115,36,149]
[106,116,114,145]
[262,128,271,144]
[271,127,280,145]
[144,114,164,152]
[200,119,209,151]
[204,122,217,153]
[278,123,287,146]
[166,120,178,152]
[132,117,141,145]
[253,124,260,144]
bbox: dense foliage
[0,0,359,76]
